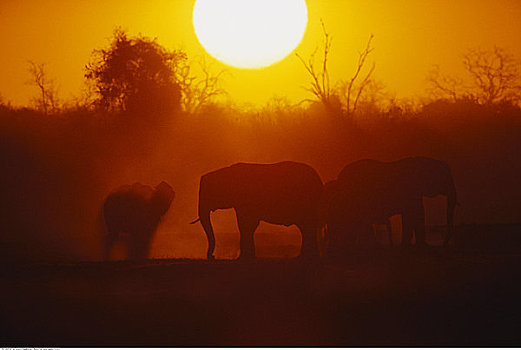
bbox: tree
[296,20,335,110]
[175,57,226,114]
[427,46,521,105]
[463,47,520,105]
[296,21,376,116]
[85,28,184,113]
[339,34,375,116]
[26,61,60,114]
[426,65,464,102]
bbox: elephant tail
[189,217,201,224]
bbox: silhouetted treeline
[1,98,521,261]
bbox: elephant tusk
[189,218,201,224]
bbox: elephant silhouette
[326,157,457,252]
[321,179,393,251]
[327,184,410,257]
[101,181,175,261]
[191,161,324,261]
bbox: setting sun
[192,0,308,69]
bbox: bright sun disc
[193,0,308,69]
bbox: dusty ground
[2,244,521,346]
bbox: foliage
[85,28,184,113]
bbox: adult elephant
[331,157,457,248]
[102,181,175,261]
[327,184,412,258]
[191,161,324,260]
[321,180,393,250]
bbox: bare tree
[463,46,520,105]
[427,46,521,105]
[426,65,464,102]
[175,57,226,114]
[297,22,376,116]
[296,20,335,109]
[347,79,390,115]
[342,34,375,116]
[26,61,60,114]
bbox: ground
[2,244,521,346]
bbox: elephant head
[102,181,175,261]
[151,181,176,218]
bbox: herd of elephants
[102,156,457,261]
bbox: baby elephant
[102,181,175,261]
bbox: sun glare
[192,0,308,69]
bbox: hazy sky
[1,0,520,107]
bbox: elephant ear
[152,181,175,216]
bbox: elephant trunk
[199,207,216,260]
[99,203,112,261]
[443,183,457,247]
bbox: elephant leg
[127,232,139,260]
[298,223,319,259]
[443,197,456,247]
[443,224,455,247]
[413,208,428,247]
[136,237,152,261]
[104,228,117,261]
[401,214,414,247]
[129,229,152,261]
[236,211,259,260]
[325,224,342,259]
[387,221,393,247]
[317,225,328,258]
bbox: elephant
[191,161,324,260]
[327,184,414,257]
[320,180,393,250]
[101,181,175,261]
[327,157,457,250]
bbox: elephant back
[199,161,323,225]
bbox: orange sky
[1,0,520,107]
